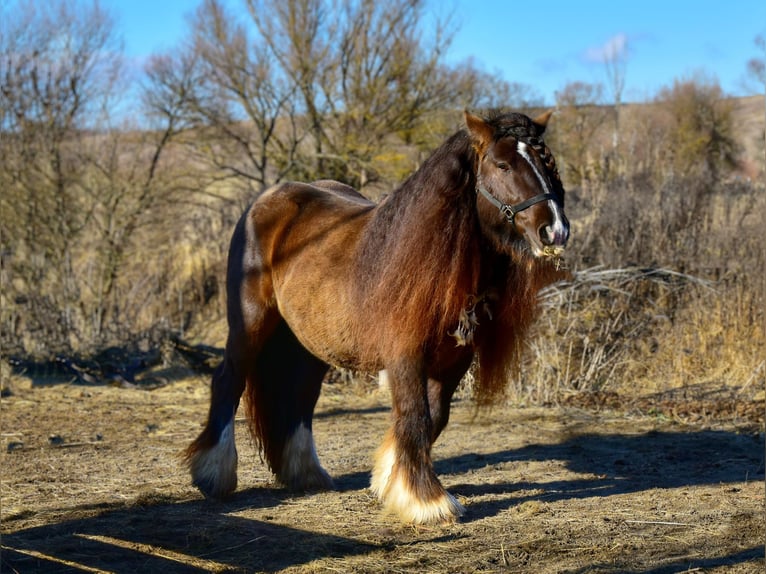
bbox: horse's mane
[353,115,565,402]
[472,257,563,404]
[354,130,480,358]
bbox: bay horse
[185,110,570,524]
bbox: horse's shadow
[432,428,764,522]
[329,413,765,517]
[562,547,764,574]
[3,425,762,573]
[1,487,387,573]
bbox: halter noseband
[477,184,557,228]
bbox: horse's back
[310,179,374,205]
[248,179,374,254]
[258,179,373,211]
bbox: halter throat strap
[477,184,557,226]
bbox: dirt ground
[1,372,764,574]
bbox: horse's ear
[532,110,554,133]
[464,110,494,151]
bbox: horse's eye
[496,161,510,171]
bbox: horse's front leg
[371,357,464,524]
[427,352,473,444]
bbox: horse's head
[466,110,569,259]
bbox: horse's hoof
[385,482,465,524]
[279,465,336,492]
[278,423,335,491]
[187,423,238,499]
[192,473,236,499]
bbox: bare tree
[141,0,311,207]
[448,57,543,112]
[600,34,628,152]
[0,0,123,353]
[1,1,192,354]
[146,0,525,193]
[242,0,336,179]
[552,81,609,185]
[655,73,739,182]
[243,0,463,188]
[745,33,765,170]
[746,34,766,89]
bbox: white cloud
[585,33,629,62]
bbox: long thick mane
[354,130,481,362]
[473,259,563,404]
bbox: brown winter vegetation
[1,1,765,573]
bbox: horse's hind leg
[244,319,334,491]
[185,333,255,498]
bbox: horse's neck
[352,142,483,353]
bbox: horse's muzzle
[539,198,569,251]
[540,219,569,249]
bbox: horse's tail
[241,336,281,472]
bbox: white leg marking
[371,431,464,524]
[279,423,334,490]
[371,433,396,499]
[378,369,389,391]
[384,468,465,524]
[191,421,238,498]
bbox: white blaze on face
[516,141,568,242]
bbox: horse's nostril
[540,225,554,246]
[540,223,568,247]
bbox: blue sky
[113,0,765,105]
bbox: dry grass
[1,377,763,573]
[507,264,765,412]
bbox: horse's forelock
[484,111,563,189]
[484,111,543,142]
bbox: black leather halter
[477,184,557,227]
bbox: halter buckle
[499,204,516,223]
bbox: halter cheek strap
[477,184,557,227]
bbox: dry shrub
[518,267,761,402]
[509,174,765,407]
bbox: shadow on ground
[3,416,763,573]
[1,487,383,573]
[562,546,764,574]
[438,428,764,521]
